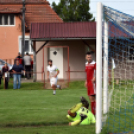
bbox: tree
[52,0,95,22]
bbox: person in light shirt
[23,52,32,79]
[47,59,61,95]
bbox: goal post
[96,2,103,134]
[96,2,109,134]
[103,21,109,115]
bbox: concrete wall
[36,40,96,81]
[0,15,30,60]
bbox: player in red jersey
[85,52,96,115]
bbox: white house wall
[36,40,96,81]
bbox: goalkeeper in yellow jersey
[66,96,96,126]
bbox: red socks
[91,101,96,115]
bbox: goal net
[96,3,134,134]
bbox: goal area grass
[101,82,134,134]
[0,80,133,134]
[0,81,95,134]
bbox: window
[0,14,2,25]
[10,14,14,25]
[4,14,8,25]
[127,45,134,62]
[19,37,33,54]
[24,40,30,52]
[0,14,15,26]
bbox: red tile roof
[0,6,21,13]
[0,0,63,30]
[0,0,48,4]
[30,22,96,39]
[30,21,134,40]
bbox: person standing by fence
[15,53,24,65]
[23,52,32,79]
[0,68,2,88]
[2,63,9,89]
[12,60,24,89]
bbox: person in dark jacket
[2,63,9,89]
[14,53,24,66]
[12,59,24,89]
[0,68,2,87]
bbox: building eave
[31,38,96,41]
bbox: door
[49,47,63,79]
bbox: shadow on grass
[3,122,68,128]
[1,121,95,129]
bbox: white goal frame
[96,2,109,134]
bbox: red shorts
[87,81,96,96]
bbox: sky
[48,0,134,20]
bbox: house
[30,21,134,82]
[30,22,96,81]
[0,0,63,61]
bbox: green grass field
[1,80,133,134]
[101,83,134,134]
[0,81,95,134]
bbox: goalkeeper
[66,97,96,126]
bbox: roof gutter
[30,38,96,41]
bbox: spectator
[31,60,33,70]
[15,52,24,66]
[2,63,9,89]
[31,60,33,78]
[16,52,22,59]
[0,68,2,87]
[12,60,24,89]
[23,52,32,79]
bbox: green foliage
[52,0,95,22]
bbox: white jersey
[47,65,58,78]
[23,55,32,65]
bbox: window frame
[127,45,134,63]
[0,14,15,26]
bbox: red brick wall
[0,15,30,59]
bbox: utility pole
[22,0,26,58]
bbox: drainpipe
[33,41,36,82]
[22,0,26,57]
